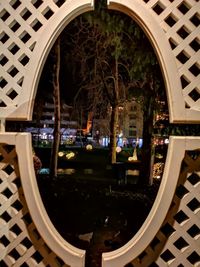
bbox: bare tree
[50,37,61,177]
[61,9,164,182]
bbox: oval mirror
[6,4,198,267]
[33,8,167,266]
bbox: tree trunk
[109,57,119,164]
[50,37,61,177]
[110,105,118,164]
[140,96,154,184]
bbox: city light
[116,146,122,153]
[153,162,164,179]
[128,147,138,161]
[58,151,64,157]
[65,151,75,159]
[86,144,93,151]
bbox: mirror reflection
[5,5,200,267]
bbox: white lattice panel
[0,0,199,120]
[0,0,60,114]
[126,150,200,267]
[0,1,200,267]
[145,0,200,113]
[0,142,70,267]
[0,0,94,120]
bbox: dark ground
[35,146,160,266]
[37,174,160,267]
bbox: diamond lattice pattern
[0,0,66,108]
[0,0,199,113]
[0,1,200,266]
[0,144,69,267]
[146,0,200,109]
[128,150,200,267]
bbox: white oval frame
[14,0,193,266]
[102,135,197,266]
[1,0,199,266]
[12,0,193,123]
[13,0,95,120]
[1,133,199,267]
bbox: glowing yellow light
[132,148,138,161]
[153,162,164,179]
[86,144,93,151]
[155,153,163,159]
[128,156,133,162]
[58,151,64,157]
[66,152,75,159]
[116,146,122,153]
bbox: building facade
[121,101,143,140]
[92,100,143,147]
